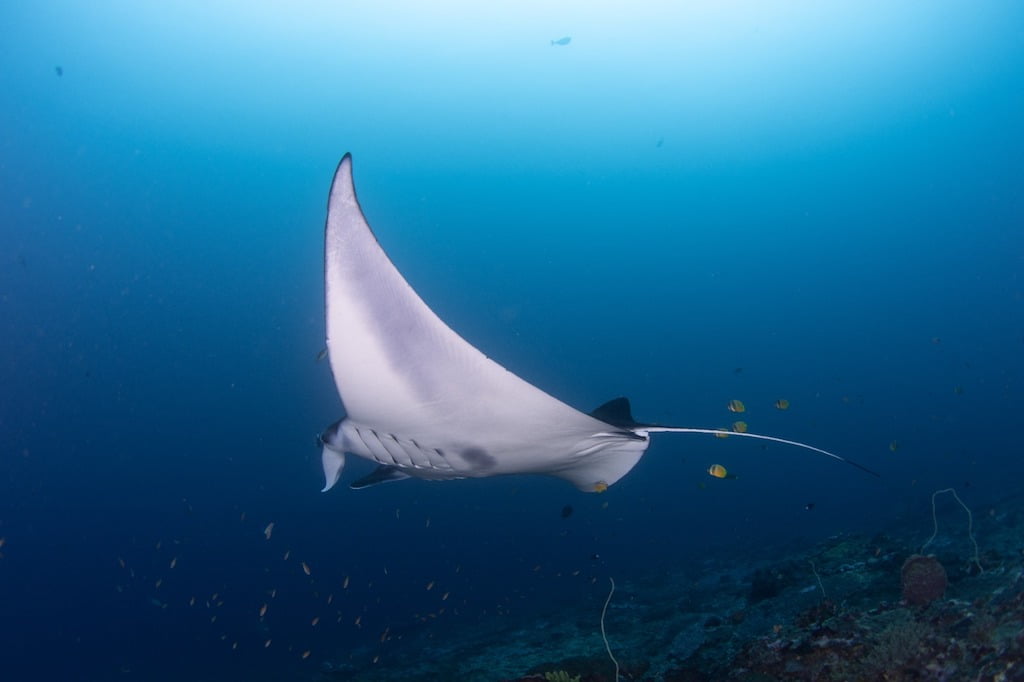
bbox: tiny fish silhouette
[551,36,571,46]
[55,66,63,77]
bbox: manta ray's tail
[589,397,879,478]
[644,426,880,477]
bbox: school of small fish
[94,388,824,669]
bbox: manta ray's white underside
[318,155,875,493]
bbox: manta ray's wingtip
[334,153,353,183]
[330,153,354,186]
[327,154,359,215]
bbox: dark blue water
[2,2,1022,680]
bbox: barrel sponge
[901,554,947,606]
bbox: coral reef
[544,672,581,682]
[315,491,1024,681]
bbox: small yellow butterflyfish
[727,399,746,413]
[707,464,736,479]
[732,421,748,433]
[774,399,790,410]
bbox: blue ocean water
[1,1,1022,680]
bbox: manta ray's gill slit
[377,431,414,467]
[404,435,447,470]
[353,428,394,465]
[353,427,454,471]
[428,448,449,470]
[391,433,435,469]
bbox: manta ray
[319,154,877,493]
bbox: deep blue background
[1,2,1022,679]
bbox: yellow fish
[889,440,899,452]
[714,428,730,439]
[727,399,746,413]
[707,464,736,479]
[732,421,748,433]
[774,399,790,410]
